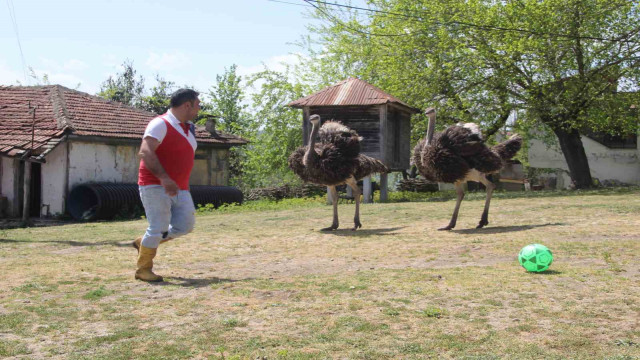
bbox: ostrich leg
[345,177,362,230]
[322,185,339,231]
[439,181,465,231]
[476,174,496,229]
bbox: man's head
[170,88,200,122]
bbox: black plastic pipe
[67,183,243,220]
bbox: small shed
[288,77,420,202]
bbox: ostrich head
[309,114,321,126]
[425,107,436,116]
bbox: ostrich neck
[426,113,436,146]
[303,122,319,166]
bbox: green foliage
[195,195,327,215]
[0,339,31,357]
[98,61,176,116]
[207,64,252,186]
[222,317,247,328]
[27,67,50,86]
[12,282,57,293]
[243,68,306,188]
[98,60,145,107]
[82,286,112,300]
[300,0,640,188]
[208,64,250,135]
[194,186,640,216]
[418,306,448,319]
[139,75,175,115]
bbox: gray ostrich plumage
[413,108,523,230]
[288,114,388,230]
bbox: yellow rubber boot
[135,245,163,282]
[133,236,171,253]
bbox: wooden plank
[500,178,525,184]
[22,161,31,222]
[400,114,411,169]
[12,158,21,217]
[388,101,420,114]
[379,104,388,165]
[303,107,310,146]
[207,149,213,185]
[392,110,401,164]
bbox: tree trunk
[553,128,593,189]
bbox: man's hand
[139,137,178,196]
[160,176,179,197]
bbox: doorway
[18,161,42,217]
[30,162,41,217]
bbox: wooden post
[363,176,372,203]
[380,173,388,202]
[302,107,310,146]
[207,149,213,185]
[22,161,31,224]
[379,104,388,164]
[22,102,36,225]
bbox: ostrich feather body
[289,121,387,186]
[414,124,522,183]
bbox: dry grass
[1,189,640,359]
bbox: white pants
[139,185,196,248]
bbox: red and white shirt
[138,110,197,190]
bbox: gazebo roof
[288,77,420,113]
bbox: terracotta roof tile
[0,85,247,160]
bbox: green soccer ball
[518,244,553,272]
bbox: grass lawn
[1,188,639,359]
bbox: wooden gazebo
[288,77,420,202]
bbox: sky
[0,0,319,95]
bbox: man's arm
[139,136,179,197]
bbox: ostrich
[414,108,523,230]
[289,114,388,231]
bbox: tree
[98,61,178,115]
[302,0,640,188]
[139,75,175,115]
[208,64,250,136]
[243,68,306,188]
[208,64,251,185]
[98,60,145,107]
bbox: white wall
[1,156,18,217]
[67,141,140,189]
[529,135,640,186]
[1,156,13,201]
[16,140,232,217]
[41,143,68,216]
[190,149,230,186]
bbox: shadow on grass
[321,227,405,237]
[527,269,562,275]
[156,276,244,288]
[0,238,135,247]
[451,223,565,235]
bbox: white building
[0,85,247,218]
[528,133,640,188]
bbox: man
[133,89,200,282]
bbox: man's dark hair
[170,88,199,108]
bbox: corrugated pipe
[67,183,243,221]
